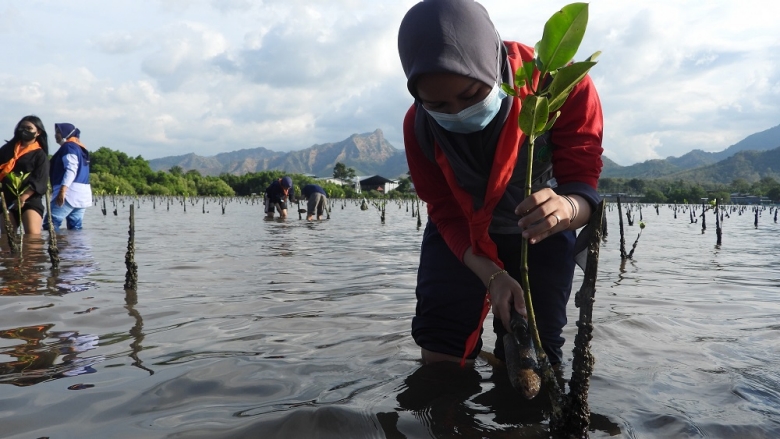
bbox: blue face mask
[426,83,507,134]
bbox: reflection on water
[0,232,96,296]
[0,199,778,438]
[0,236,49,296]
[0,231,104,387]
[125,288,153,376]
[0,324,102,387]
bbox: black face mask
[17,129,36,142]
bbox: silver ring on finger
[552,214,560,226]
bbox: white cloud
[91,32,148,54]
[141,22,229,91]
[0,0,778,166]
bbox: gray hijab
[398,0,513,211]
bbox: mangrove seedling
[501,3,600,435]
[5,171,30,249]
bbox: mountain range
[149,129,409,178]
[601,124,780,182]
[149,124,780,184]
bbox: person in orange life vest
[398,0,603,367]
[265,176,295,219]
[0,115,51,235]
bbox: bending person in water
[302,183,328,221]
[397,0,603,368]
[264,176,295,220]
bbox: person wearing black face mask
[0,115,51,234]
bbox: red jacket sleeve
[404,105,472,261]
[549,74,603,190]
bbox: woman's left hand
[515,188,573,244]
[56,189,67,207]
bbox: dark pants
[265,199,288,214]
[2,189,44,221]
[411,219,575,364]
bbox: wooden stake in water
[617,196,627,260]
[701,203,706,233]
[416,197,422,229]
[557,200,606,438]
[45,191,60,270]
[124,204,138,290]
[601,205,608,239]
[0,191,19,254]
[715,200,722,246]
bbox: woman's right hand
[488,272,527,333]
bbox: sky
[1,0,779,166]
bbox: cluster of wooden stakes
[612,196,778,262]
[3,189,776,438]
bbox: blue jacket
[265,180,295,203]
[302,184,327,199]
[50,141,90,186]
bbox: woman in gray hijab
[398,0,604,368]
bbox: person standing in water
[397,0,603,368]
[0,115,50,234]
[47,122,92,231]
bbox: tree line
[90,147,778,202]
[90,147,415,199]
[599,177,780,203]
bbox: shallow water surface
[1,198,778,438]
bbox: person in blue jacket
[265,176,295,219]
[46,123,92,231]
[302,183,328,220]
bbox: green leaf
[501,83,518,97]
[537,3,589,72]
[518,95,550,136]
[547,60,597,112]
[584,50,601,63]
[514,64,526,88]
[5,171,30,196]
[523,60,536,91]
[542,111,561,133]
